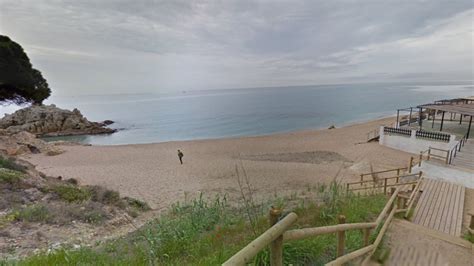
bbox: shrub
[124,197,151,211]
[0,168,24,185]
[66,178,78,185]
[0,156,27,172]
[14,204,51,223]
[52,185,91,203]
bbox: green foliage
[14,204,51,223]
[9,186,388,265]
[0,168,24,185]
[0,157,27,172]
[124,197,151,211]
[464,232,474,243]
[0,35,51,105]
[52,185,91,203]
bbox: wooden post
[418,171,423,179]
[408,107,412,126]
[467,116,472,139]
[408,157,414,173]
[469,213,474,231]
[337,215,346,257]
[269,208,283,266]
[460,114,463,125]
[419,152,423,167]
[440,111,445,131]
[397,196,405,209]
[390,187,396,196]
[427,148,431,161]
[383,178,388,194]
[445,151,449,165]
[363,228,371,246]
[346,183,350,194]
[432,110,436,128]
[360,174,364,183]
[396,168,400,176]
[396,110,400,128]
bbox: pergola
[417,102,474,139]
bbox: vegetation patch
[0,168,24,185]
[13,183,388,265]
[13,204,51,223]
[52,185,91,203]
[0,156,27,172]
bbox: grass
[0,168,25,185]
[8,182,389,265]
[464,232,474,243]
[0,157,27,173]
[13,204,51,223]
[52,185,92,203]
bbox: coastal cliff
[0,104,115,137]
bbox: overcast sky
[0,0,473,96]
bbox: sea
[1,82,472,145]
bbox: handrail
[405,177,423,218]
[222,212,298,265]
[223,181,412,265]
[283,222,377,241]
[348,173,419,186]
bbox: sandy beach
[21,117,412,210]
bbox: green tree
[0,35,51,105]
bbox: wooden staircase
[452,139,474,170]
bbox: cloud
[0,0,472,95]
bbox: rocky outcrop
[0,105,116,137]
[0,130,64,156]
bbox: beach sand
[21,117,412,210]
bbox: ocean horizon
[1,82,472,145]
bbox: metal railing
[415,130,450,142]
[384,127,411,136]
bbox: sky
[0,0,473,96]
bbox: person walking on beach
[177,149,184,164]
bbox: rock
[101,120,114,126]
[0,131,64,156]
[0,105,116,137]
[328,125,336,129]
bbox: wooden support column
[408,107,412,126]
[460,114,463,125]
[363,228,371,246]
[396,110,400,128]
[419,107,423,129]
[432,110,436,128]
[337,215,346,257]
[467,116,472,139]
[440,111,445,131]
[269,208,283,266]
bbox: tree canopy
[0,35,51,105]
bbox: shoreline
[77,114,396,148]
[22,116,411,211]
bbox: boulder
[0,105,116,137]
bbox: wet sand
[22,117,411,210]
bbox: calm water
[1,82,472,145]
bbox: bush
[0,168,24,185]
[14,204,51,223]
[0,156,27,172]
[52,185,91,203]
[124,197,151,211]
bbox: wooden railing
[223,185,418,265]
[448,133,468,164]
[347,171,422,195]
[358,167,408,183]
